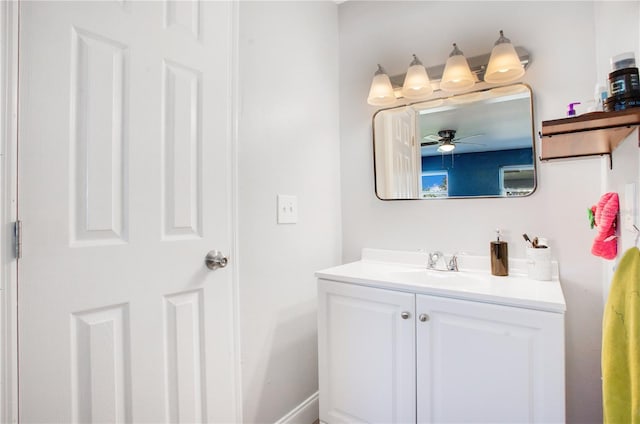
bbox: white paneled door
[376,109,419,198]
[17,2,236,422]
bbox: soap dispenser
[491,229,509,276]
[567,102,581,117]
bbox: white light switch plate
[624,182,637,232]
[277,195,298,224]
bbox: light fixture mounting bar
[389,46,530,89]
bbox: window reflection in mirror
[373,84,536,200]
[422,171,448,198]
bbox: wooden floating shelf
[540,109,640,169]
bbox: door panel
[70,27,128,246]
[162,60,202,240]
[18,2,235,422]
[164,290,207,423]
[71,304,132,423]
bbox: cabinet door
[416,295,565,424]
[318,280,416,424]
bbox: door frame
[228,0,244,421]
[1,1,19,423]
[1,1,243,422]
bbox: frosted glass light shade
[440,44,475,93]
[437,142,456,153]
[367,65,396,106]
[401,54,433,100]
[484,31,525,83]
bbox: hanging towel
[592,192,619,260]
[603,247,640,423]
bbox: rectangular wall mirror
[373,83,536,200]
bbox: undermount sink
[315,248,566,313]
[364,261,498,292]
[387,267,487,283]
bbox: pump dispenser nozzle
[567,102,581,117]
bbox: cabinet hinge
[13,220,21,259]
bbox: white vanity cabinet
[318,275,565,424]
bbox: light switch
[277,195,298,224]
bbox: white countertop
[315,248,566,313]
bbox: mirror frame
[372,83,537,201]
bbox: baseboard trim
[274,391,319,424]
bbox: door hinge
[13,220,21,259]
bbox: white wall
[238,2,341,423]
[594,1,640,299]
[338,2,638,422]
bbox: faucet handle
[428,251,443,269]
[447,252,459,271]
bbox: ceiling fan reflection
[420,129,485,153]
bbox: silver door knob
[419,314,429,322]
[401,311,411,320]
[205,250,228,270]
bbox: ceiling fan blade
[456,141,487,146]
[423,134,442,142]
[453,134,483,142]
[420,141,440,146]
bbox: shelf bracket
[609,153,613,170]
[539,152,613,169]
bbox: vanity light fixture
[366,30,529,105]
[440,43,476,93]
[401,54,433,100]
[367,64,396,106]
[484,30,525,84]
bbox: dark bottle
[491,230,509,276]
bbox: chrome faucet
[427,251,459,271]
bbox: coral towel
[592,192,619,260]
[602,247,640,423]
